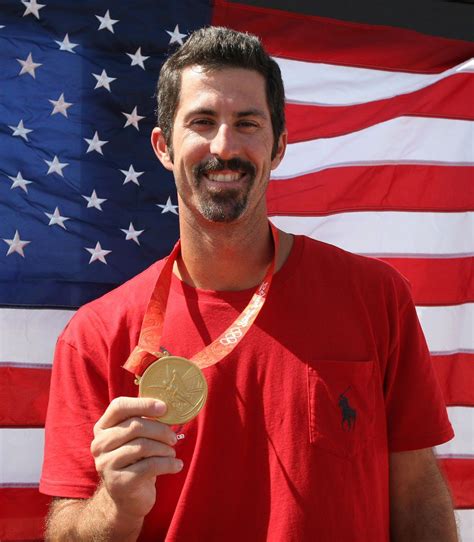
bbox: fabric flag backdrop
[0,0,473,539]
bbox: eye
[237,120,258,129]
[191,118,213,126]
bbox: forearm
[391,493,458,541]
[390,450,458,542]
[45,485,144,542]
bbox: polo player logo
[339,387,356,431]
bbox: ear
[151,127,173,171]
[270,130,288,171]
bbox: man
[41,27,457,541]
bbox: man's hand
[46,397,183,541]
[91,396,183,519]
[390,447,458,541]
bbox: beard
[189,156,257,223]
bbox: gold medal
[138,356,207,425]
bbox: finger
[92,417,177,456]
[125,456,184,479]
[94,397,167,432]
[96,437,177,472]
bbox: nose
[209,124,240,161]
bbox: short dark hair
[157,26,286,158]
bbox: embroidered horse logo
[339,387,356,431]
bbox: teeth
[206,172,241,182]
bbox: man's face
[153,66,286,224]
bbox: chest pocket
[307,360,375,459]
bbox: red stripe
[213,1,474,72]
[0,367,51,427]
[0,487,50,540]
[267,165,474,215]
[431,353,474,407]
[380,257,474,306]
[439,459,474,508]
[285,74,474,143]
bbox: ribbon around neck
[123,222,280,375]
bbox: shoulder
[60,258,165,345]
[298,235,412,301]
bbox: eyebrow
[184,107,268,120]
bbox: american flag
[0,0,473,540]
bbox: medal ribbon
[123,222,280,376]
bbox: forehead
[176,65,269,115]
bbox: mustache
[194,157,256,178]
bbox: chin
[199,195,248,223]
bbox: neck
[175,213,293,291]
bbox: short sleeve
[384,280,454,452]
[40,311,110,498]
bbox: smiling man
[41,27,457,541]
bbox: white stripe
[0,428,44,485]
[436,407,474,458]
[417,304,474,354]
[277,56,474,106]
[0,308,74,366]
[1,407,471,486]
[270,212,474,256]
[457,509,474,542]
[272,116,474,179]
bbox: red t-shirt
[40,235,453,541]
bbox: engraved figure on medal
[139,356,207,425]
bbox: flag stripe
[1,353,470,428]
[0,428,44,485]
[270,212,474,256]
[0,308,74,366]
[285,74,474,142]
[213,0,474,71]
[436,407,474,458]
[267,165,474,215]
[1,405,470,487]
[417,304,474,354]
[273,117,473,179]
[0,486,472,542]
[433,353,474,407]
[0,366,51,427]
[0,487,50,541]
[379,257,474,306]
[278,58,474,106]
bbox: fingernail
[154,400,166,413]
[170,433,178,445]
[175,459,184,471]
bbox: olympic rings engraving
[219,327,243,345]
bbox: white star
[54,33,79,53]
[17,52,42,79]
[82,190,107,211]
[84,131,108,155]
[157,196,178,215]
[44,155,69,177]
[3,230,31,257]
[120,222,144,245]
[92,69,116,92]
[122,106,145,130]
[49,93,73,117]
[96,10,119,33]
[166,24,186,46]
[9,119,33,141]
[21,0,45,19]
[120,164,144,186]
[85,242,111,264]
[126,47,149,70]
[8,171,33,193]
[45,207,70,229]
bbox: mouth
[203,170,246,184]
